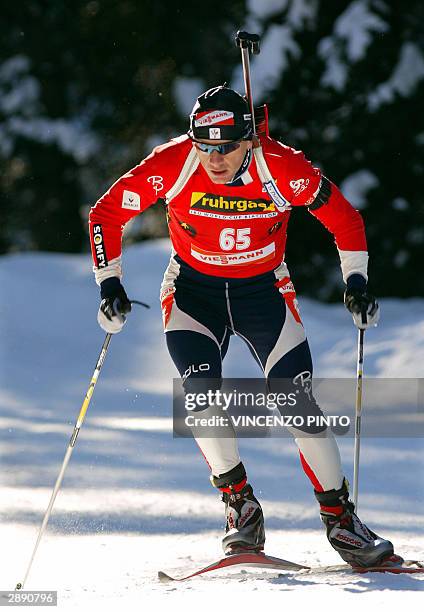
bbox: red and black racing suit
[89,134,368,492]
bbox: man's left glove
[344,274,380,330]
[97,277,132,334]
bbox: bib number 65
[219,227,251,251]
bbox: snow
[247,0,317,26]
[173,76,206,115]
[6,116,99,163]
[0,55,99,162]
[368,42,424,110]
[235,0,318,100]
[247,0,289,19]
[232,24,300,101]
[1,240,423,607]
[392,197,409,211]
[333,0,388,63]
[318,37,349,91]
[319,0,388,90]
[0,57,40,115]
[339,169,379,209]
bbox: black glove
[344,274,379,329]
[97,277,131,334]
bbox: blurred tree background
[1,0,423,299]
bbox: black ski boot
[315,479,394,568]
[211,462,265,555]
[222,484,265,555]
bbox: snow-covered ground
[1,240,423,608]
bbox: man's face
[193,139,252,184]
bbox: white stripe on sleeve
[93,256,122,286]
[338,249,368,283]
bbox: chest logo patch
[189,192,278,220]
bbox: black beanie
[189,85,252,141]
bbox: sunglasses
[192,139,243,155]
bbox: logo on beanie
[209,128,221,139]
[194,110,235,127]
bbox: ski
[158,554,424,583]
[349,558,424,575]
[306,559,424,575]
[158,551,309,583]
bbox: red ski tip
[158,551,309,582]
